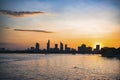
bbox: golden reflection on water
[0,54,120,80]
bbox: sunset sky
[0,0,120,50]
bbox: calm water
[0,53,120,80]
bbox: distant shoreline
[0,52,120,60]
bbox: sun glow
[94,42,103,49]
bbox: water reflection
[0,54,120,80]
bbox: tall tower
[60,42,63,51]
[93,44,100,54]
[55,44,58,49]
[35,42,40,51]
[47,40,50,51]
[65,44,67,51]
[96,45,100,50]
[81,44,87,53]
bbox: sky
[0,0,120,50]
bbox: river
[0,53,120,80]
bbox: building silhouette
[1,39,120,59]
[96,45,100,50]
[0,45,119,59]
[55,44,58,49]
[86,47,92,53]
[60,42,63,51]
[93,44,100,54]
[54,44,59,53]
[64,44,71,53]
[78,44,87,53]
[78,44,92,53]
[65,44,67,51]
[47,40,50,51]
[35,42,40,51]
[81,44,86,53]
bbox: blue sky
[0,0,119,12]
[0,0,119,28]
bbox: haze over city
[0,0,120,50]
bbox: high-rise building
[86,47,92,53]
[35,42,40,51]
[96,45,100,50]
[54,44,59,53]
[47,40,50,51]
[55,44,58,49]
[60,42,63,51]
[65,44,67,51]
[78,44,87,53]
[78,46,81,53]
[93,44,100,54]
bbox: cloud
[0,27,54,33]
[14,29,54,33]
[0,10,45,17]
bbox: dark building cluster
[78,44,92,54]
[0,40,120,59]
[101,47,120,59]
[27,40,76,53]
[26,40,100,54]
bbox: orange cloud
[14,29,54,33]
[0,10,45,17]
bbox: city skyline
[26,40,100,53]
[0,40,101,54]
[0,0,120,50]
[0,40,101,50]
[28,40,97,50]
[1,39,120,59]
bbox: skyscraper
[47,40,50,51]
[96,45,100,51]
[60,42,63,51]
[35,42,40,51]
[65,44,67,51]
[55,44,58,49]
[93,44,100,54]
[81,44,87,53]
